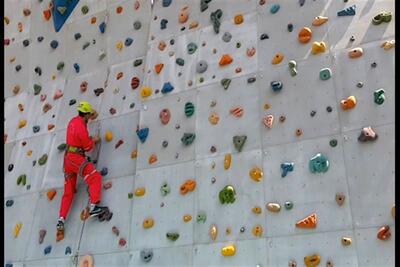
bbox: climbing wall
[4,0,395,266]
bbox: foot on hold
[89,204,107,217]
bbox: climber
[57,101,105,232]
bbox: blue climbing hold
[161,82,174,94]
[162,0,172,7]
[100,167,108,176]
[52,0,80,32]
[270,4,280,14]
[5,264,13,267]
[337,5,356,16]
[99,21,106,33]
[281,162,294,177]
[65,246,72,255]
[73,63,80,73]
[33,126,40,133]
[137,128,149,143]
[271,81,283,92]
[44,245,52,255]
[125,38,133,46]
[6,199,14,207]
[50,40,59,49]
[161,19,168,30]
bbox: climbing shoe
[56,218,64,231]
[89,205,107,217]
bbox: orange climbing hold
[296,213,318,229]
[348,47,363,58]
[149,154,157,164]
[298,27,312,43]
[312,16,328,26]
[340,96,357,110]
[47,189,57,201]
[143,218,154,229]
[230,107,244,118]
[189,21,199,29]
[116,72,123,80]
[18,22,23,32]
[234,14,244,25]
[154,63,164,74]
[252,224,263,237]
[180,179,196,195]
[247,47,256,57]
[91,17,97,24]
[158,41,166,51]
[377,225,391,240]
[179,6,189,23]
[131,150,138,159]
[272,53,284,64]
[48,124,55,131]
[219,54,233,66]
[116,6,123,14]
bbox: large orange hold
[154,63,164,74]
[234,14,244,25]
[43,9,51,21]
[296,213,317,229]
[149,154,157,164]
[340,96,357,110]
[179,6,189,23]
[377,225,391,240]
[219,54,233,66]
[47,189,57,201]
[298,27,312,43]
[348,47,363,58]
[180,179,196,195]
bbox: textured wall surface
[4,0,395,266]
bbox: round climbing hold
[348,47,363,58]
[272,53,284,65]
[143,218,154,229]
[284,201,293,210]
[50,40,58,49]
[140,249,153,263]
[133,20,141,30]
[326,106,332,112]
[234,14,244,25]
[329,139,337,147]
[187,42,198,54]
[6,199,14,207]
[162,140,168,148]
[249,167,263,182]
[33,126,40,133]
[176,58,185,66]
[15,65,22,72]
[311,41,327,54]
[196,60,208,73]
[371,62,377,68]
[211,177,216,184]
[219,185,236,204]
[23,39,30,47]
[236,42,241,48]
[210,146,217,153]
[240,227,245,233]
[309,153,330,173]
[266,202,281,212]
[319,68,332,80]
[222,32,232,42]
[81,5,89,14]
[310,110,316,117]
[8,164,14,172]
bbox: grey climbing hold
[133,21,141,30]
[233,135,247,152]
[210,9,223,34]
[187,42,198,54]
[287,23,293,32]
[260,33,269,40]
[222,32,232,42]
[33,126,40,133]
[82,41,90,50]
[133,59,143,67]
[196,60,208,73]
[162,0,172,7]
[141,249,153,262]
[160,19,168,29]
[176,58,185,66]
[201,0,212,12]
[33,84,42,95]
[288,60,297,76]
[247,77,256,83]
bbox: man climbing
[57,101,105,232]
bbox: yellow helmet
[77,101,93,114]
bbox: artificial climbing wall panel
[4,0,394,266]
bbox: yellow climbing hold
[140,86,152,98]
[224,154,231,170]
[341,237,352,246]
[249,167,263,182]
[234,14,244,25]
[105,130,113,142]
[252,206,262,214]
[272,53,284,65]
[252,224,263,237]
[391,205,395,218]
[13,222,22,238]
[311,41,327,55]
[266,202,281,212]
[312,16,328,26]
[131,150,138,159]
[221,245,236,256]
[183,214,192,222]
[27,150,32,156]
[18,119,27,129]
[116,41,123,51]
[381,40,395,50]
[210,224,218,241]
[189,21,199,29]
[304,254,321,267]
[135,187,145,197]
[143,217,154,229]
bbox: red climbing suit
[59,115,102,219]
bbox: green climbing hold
[288,60,297,76]
[221,78,231,90]
[309,153,330,173]
[81,5,89,15]
[181,133,196,146]
[196,212,207,223]
[38,154,48,166]
[128,193,133,199]
[160,182,171,196]
[133,59,143,67]
[319,68,332,80]
[57,62,65,71]
[374,88,385,105]
[184,102,195,117]
[176,58,185,66]
[33,84,42,95]
[233,135,247,152]
[329,139,337,147]
[166,232,180,241]
[219,185,236,204]
[17,174,27,186]
[57,143,67,151]
[236,42,241,48]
